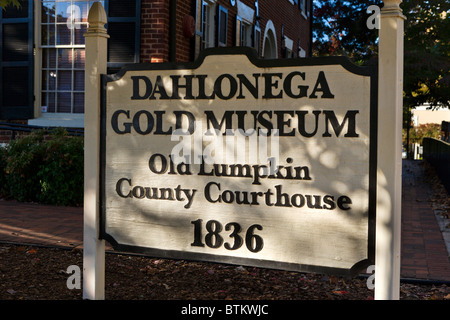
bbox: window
[195,0,215,57]
[236,16,251,47]
[253,25,261,56]
[106,0,140,73]
[38,0,140,117]
[217,5,227,47]
[40,1,100,114]
[0,0,34,119]
[201,1,214,49]
[299,0,310,17]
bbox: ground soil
[0,243,448,301]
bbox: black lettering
[296,110,321,138]
[174,110,196,134]
[214,74,238,100]
[149,75,170,100]
[131,76,152,100]
[132,186,145,199]
[309,71,335,98]
[237,73,260,99]
[205,110,234,133]
[204,181,221,203]
[274,110,295,136]
[323,195,336,210]
[284,71,308,98]
[111,110,132,134]
[116,178,132,198]
[306,195,323,209]
[337,196,352,210]
[262,73,283,99]
[274,185,292,207]
[154,111,173,135]
[132,110,154,135]
[291,194,305,207]
[257,111,273,134]
[323,110,359,137]
[196,74,216,99]
[148,153,168,174]
[170,75,195,99]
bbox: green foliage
[313,0,450,109]
[1,129,84,206]
[404,123,442,145]
[0,0,21,10]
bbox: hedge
[0,128,84,206]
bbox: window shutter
[235,16,242,46]
[0,0,34,119]
[217,5,227,47]
[105,0,141,73]
[253,25,261,57]
[195,0,203,36]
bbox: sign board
[100,48,377,275]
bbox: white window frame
[201,0,216,49]
[31,0,100,127]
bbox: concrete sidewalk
[0,159,449,282]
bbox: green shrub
[0,145,7,196]
[5,130,47,202]
[3,128,84,206]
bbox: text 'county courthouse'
[0,0,312,130]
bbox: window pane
[74,1,89,22]
[46,92,56,113]
[48,70,57,90]
[42,71,48,90]
[74,24,87,45]
[41,24,56,45]
[73,93,84,113]
[48,48,57,67]
[74,49,85,68]
[108,22,135,63]
[56,1,70,23]
[58,48,72,68]
[218,8,227,46]
[108,0,136,17]
[57,70,72,90]
[39,1,102,115]
[57,92,71,113]
[56,24,71,45]
[74,70,84,90]
[42,2,56,23]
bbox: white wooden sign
[100,48,377,275]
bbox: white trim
[262,20,277,59]
[284,36,293,51]
[28,113,84,128]
[237,0,255,24]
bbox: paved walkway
[0,160,449,282]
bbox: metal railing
[423,137,450,193]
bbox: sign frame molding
[99,47,378,277]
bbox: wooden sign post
[375,0,405,300]
[83,2,108,300]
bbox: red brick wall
[140,0,170,63]
[139,0,311,63]
[258,0,311,58]
[175,0,194,62]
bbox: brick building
[0,0,312,129]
